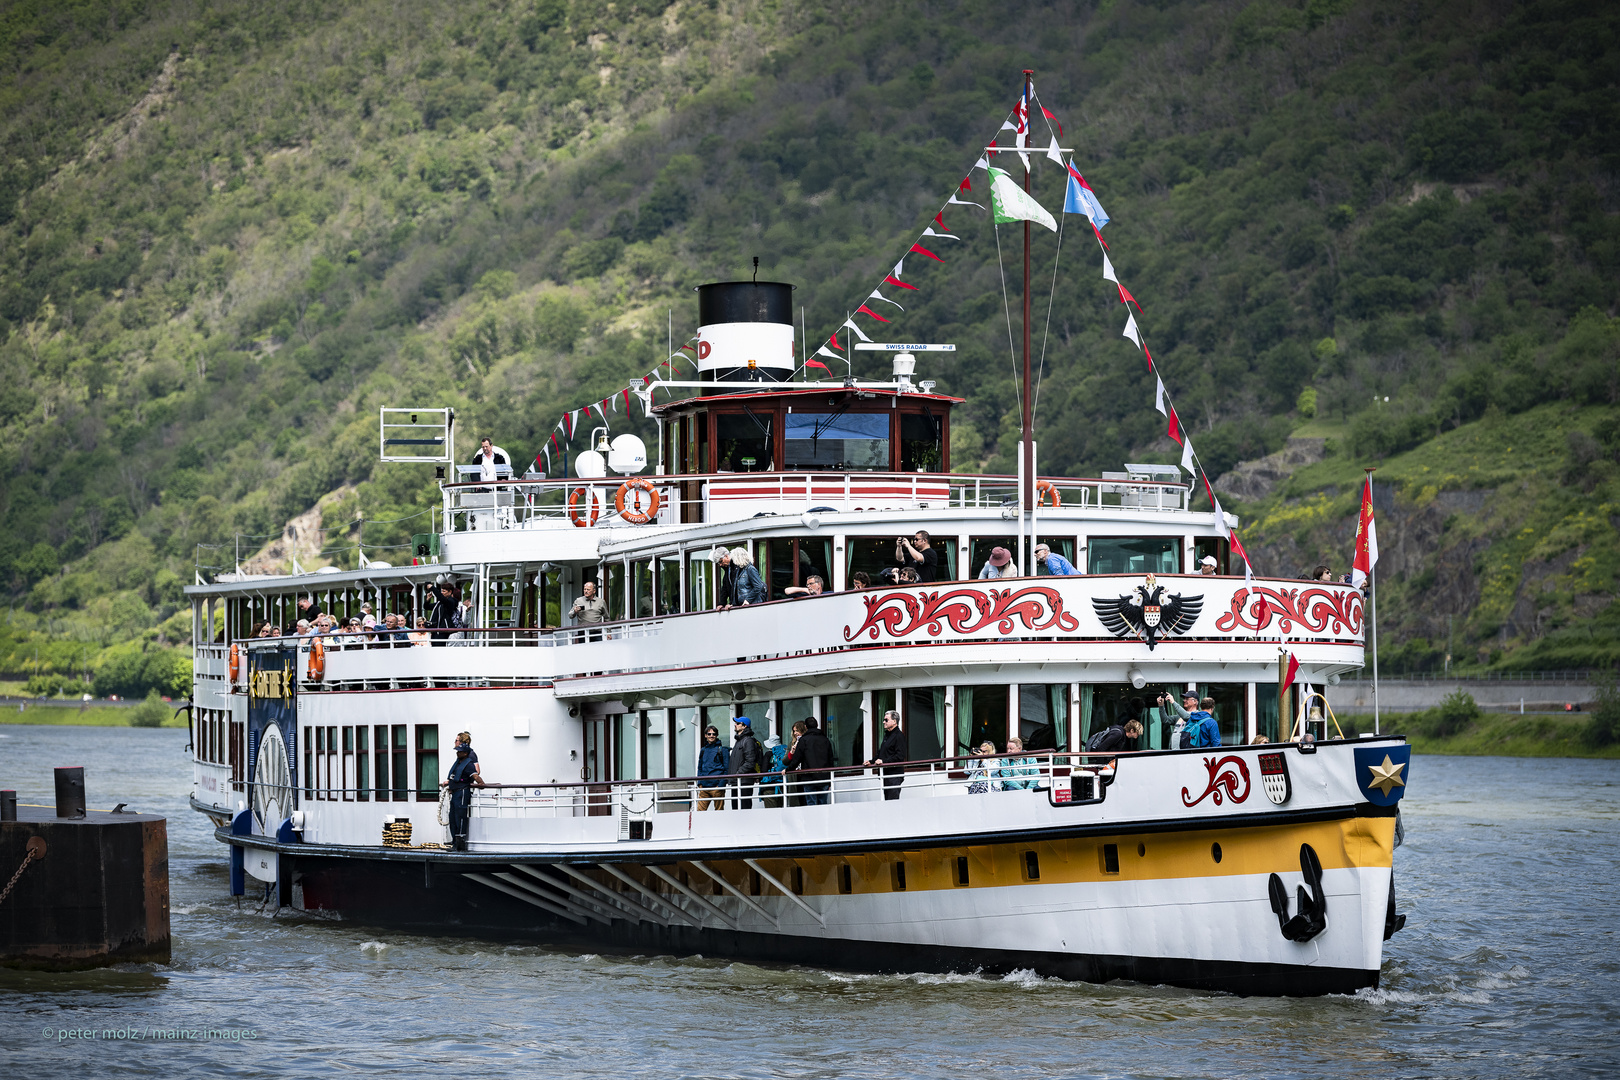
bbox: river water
[1,724,1616,1079]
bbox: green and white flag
[988,166,1057,232]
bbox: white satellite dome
[607,434,648,475]
[574,449,607,479]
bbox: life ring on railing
[228,643,240,684]
[1036,479,1062,507]
[567,487,600,528]
[308,637,326,681]
[615,477,661,525]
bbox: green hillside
[0,0,1615,695]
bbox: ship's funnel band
[696,321,796,377]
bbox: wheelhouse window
[900,412,943,472]
[783,412,889,471]
[715,411,771,472]
[1087,537,1181,575]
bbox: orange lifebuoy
[228,642,240,683]
[567,486,600,528]
[309,636,326,681]
[1036,479,1062,507]
[615,477,661,525]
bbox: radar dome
[574,450,607,479]
[608,434,648,475]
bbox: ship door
[581,715,615,817]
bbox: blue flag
[1064,160,1109,229]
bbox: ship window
[955,685,1009,754]
[969,536,1018,577]
[765,537,832,599]
[1102,844,1120,874]
[900,687,946,762]
[823,692,864,770]
[777,698,815,749]
[391,725,410,801]
[342,726,355,801]
[604,562,626,621]
[1079,685,1157,750]
[715,412,771,472]
[326,726,337,800]
[355,726,369,802]
[1019,684,1070,754]
[900,412,942,472]
[415,726,439,801]
[1196,683,1248,747]
[1087,537,1180,575]
[641,710,670,780]
[892,861,907,891]
[1035,537,1077,575]
[374,725,390,801]
[630,560,654,619]
[1194,536,1230,576]
[792,865,805,895]
[783,412,889,471]
[1024,851,1040,881]
[304,727,315,799]
[673,707,698,777]
[686,553,716,611]
[955,856,970,886]
[657,556,681,616]
[845,534,958,585]
[839,864,853,894]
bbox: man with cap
[1199,555,1219,575]
[977,546,1019,578]
[1033,543,1080,576]
[728,717,764,809]
[440,733,485,851]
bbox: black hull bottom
[283,853,1378,998]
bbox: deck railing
[468,750,1118,820]
[443,471,1191,533]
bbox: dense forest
[0,0,1615,695]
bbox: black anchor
[1268,843,1328,943]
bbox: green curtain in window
[956,687,972,752]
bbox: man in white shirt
[471,437,511,482]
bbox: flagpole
[1020,68,1035,574]
[1367,465,1380,736]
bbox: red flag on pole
[959,176,972,191]
[1351,477,1379,588]
[805,358,831,372]
[854,304,890,323]
[1167,407,1183,445]
[1118,283,1143,312]
[1284,651,1301,686]
[883,274,917,291]
[909,243,944,262]
[1040,104,1062,137]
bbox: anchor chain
[0,836,47,907]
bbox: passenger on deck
[1311,565,1334,583]
[295,619,312,636]
[570,580,607,625]
[758,733,789,808]
[895,531,938,582]
[440,733,484,851]
[978,547,1018,579]
[996,737,1039,791]
[1199,556,1219,576]
[410,616,430,646]
[866,710,909,801]
[1085,717,1143,753]
[848,571,871,591]
[714,548,737,609]
[966,741,997,794]
[784,575,825,598]
[785,717,834,805]
[360,603,376,632]
[297,595,323,623]
[729,717,763,809]
[1164,695,1221,748]
[729,547,767,605]
[471,437,512,483]
[1034,543,1081,576]
[898,567,919,585]
[257,622,276,638]
[428,578,462,644]
[696,726,729,811]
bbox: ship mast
[1020,68,1035,570]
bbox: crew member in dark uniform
[441,734,484,851]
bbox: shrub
[1404,690,1482,739]
[128,690,168,728]
[1584,678,1620,749]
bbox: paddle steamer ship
[186,84,1409,995]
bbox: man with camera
[894,530,938,582]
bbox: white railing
[470,752,1115,821]
[442,472,1192,533]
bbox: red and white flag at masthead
[1351,476,1379,588]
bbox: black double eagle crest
[1092,574,1202,650]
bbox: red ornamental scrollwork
[843,586,1080,642]
[1181,755,1252,808]
[1213,586,1364,637]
